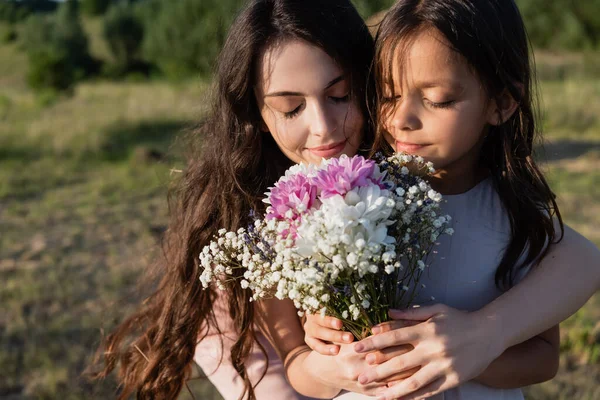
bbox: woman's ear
[487,86,521,126]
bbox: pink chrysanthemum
[266,174,317,221]
[312,155,383,198]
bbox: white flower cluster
[199,153,453,339]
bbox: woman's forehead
[256,39,344,96]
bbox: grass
[0,22,598,399]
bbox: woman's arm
[478,224,599,350]
[353,223,599,400]
[473,324,560,388]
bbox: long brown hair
[92,0,375,399]
[372,0,564,289]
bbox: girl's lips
[309,140,347,158]
[396,141,428,153]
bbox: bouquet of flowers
[199,153,453,339]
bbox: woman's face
[255,39,365,165]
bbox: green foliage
[0,1,58,23]
[517,0,600,50]
[138,0,244,79]
[103,3,145,75]
[81,0,113,17]
[22,1,99,91]
[350,0,394,19]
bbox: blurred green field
[0,20,599,400]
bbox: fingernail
[334,321,342,329]
[366,353,376,364]
[354,343,364,352]
[358,375,369,384]
[371,326,381,334]
[343,333,353,342]
[329,346,339,355]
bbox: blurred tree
[351,0,394,19]
[517,0,600,50]
[23,0,99,91]
[81,0,113,17]
[0,0,57,23]
[103,2,145,75]
[139,0,244,79]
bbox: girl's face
[255,39,364,165]
[380,28,498,186]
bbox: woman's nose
[309,101,337,137]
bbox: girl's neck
[429,156,488,196]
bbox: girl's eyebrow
[416,80,464,90]
[264,75,344,98]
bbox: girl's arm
[352,223,600,400]
[256,298,397,398]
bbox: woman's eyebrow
[264,75,345,98]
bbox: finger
[376,364,439,400]
[396,377,447,400]
[372,320,420,335]
[359,350,425,384]
[305,313,344,330]
[388,304,447,321]
[304,335,340,355]
[354,326,420,353]
[366,345,413,365]
[305,322,354,344]
[383,366,420,384]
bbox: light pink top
[194,292,318,400]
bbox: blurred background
[0,0,598,399]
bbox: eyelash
[283,95,350,119]
[427,100,455,109]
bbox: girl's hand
[303,313,354,355]
[308,341,414,396]
[353,304,504,400]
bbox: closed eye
[427,100,455,109]
[284,104,302,119]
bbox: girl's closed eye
[426,99,456,109]
[330,93,350,103]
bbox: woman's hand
[354,304,505,400]
[303,313,354,355]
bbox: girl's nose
[389,100,421,132]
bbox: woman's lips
[395,141,428,153]
[309,140,347,158]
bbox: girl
[301,0,600,399]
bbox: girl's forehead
[380,28,470,88]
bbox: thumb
[389,304,445,321]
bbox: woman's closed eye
[284,103,303,119]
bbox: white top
[336,176,527,400]
[196,177,530,400]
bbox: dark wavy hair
[91,0,375,399]
[372,0,564,289]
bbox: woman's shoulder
[547,220,600,265]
